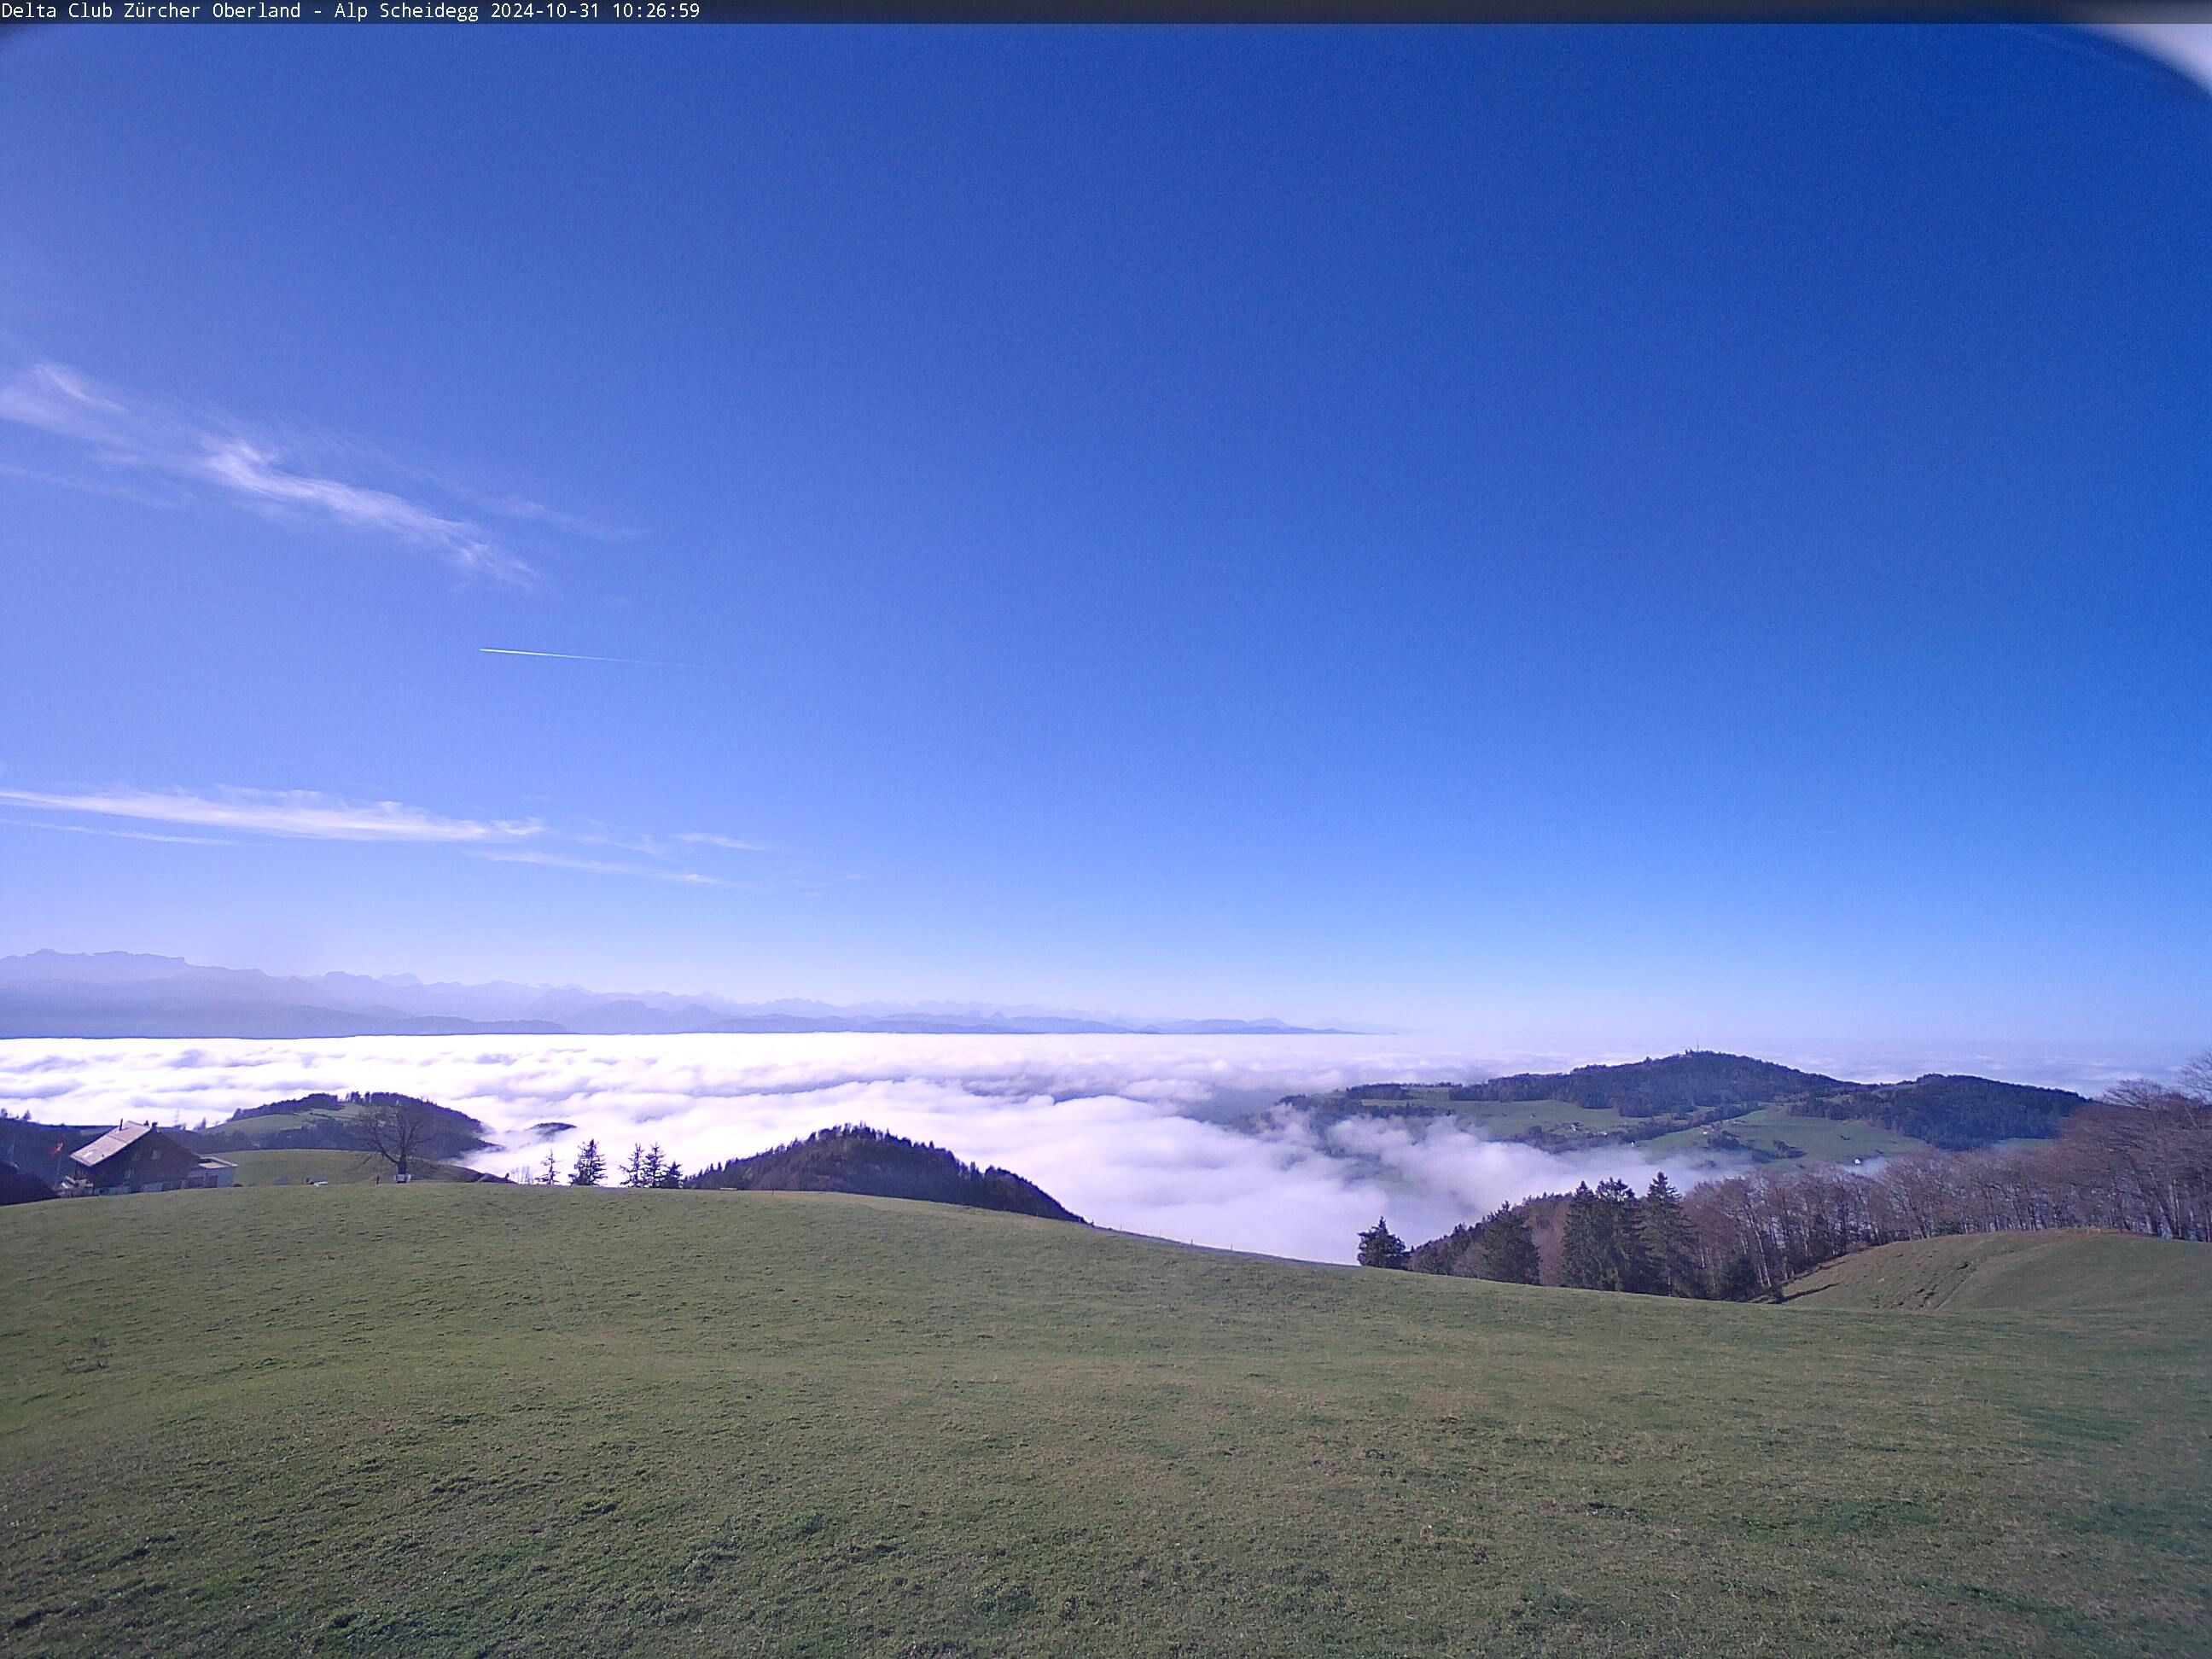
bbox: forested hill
[1279,1051,2095,1157]
[1459,1052,1846,1115]
[685,1125,1085,1224]
[1790,1074,2092,1149]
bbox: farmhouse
[66,1123,236,1196]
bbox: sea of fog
[0,1034,2157,1263]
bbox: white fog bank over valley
[0,1034,2168,1262]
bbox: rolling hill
[188,1091,492,1157]
[687,1124,1085,1222]
[214,1148,490,1186]
[3,1185,2205,1656]
[1276,1050,2094,1165]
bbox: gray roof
[70,1122,161,1167]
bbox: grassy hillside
[1782,1231,2211,1316]
[217,1149,486,1186]
[3,1188,2207,1658]
[1637,1106,1930,1164]
[189,1091,491,1157]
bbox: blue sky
[0,26,2205,1055]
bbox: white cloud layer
[0,1034,1732,1262]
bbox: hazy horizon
[0,946,2197,1079]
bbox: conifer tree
[1560,1184,1607,1289]
[570,1139,606,1186]
[1639,1172,1703,1296]
[538,1150,559,1186]
[619,1144,647,1187]
[1476,1202,1542,1284]
[654,1159,684,1189]
[1594,1177,1660,1294]
[1716,1251,1761,1301]
[1356,1215,1411,1269]
[642,1145,666,1185]
[1414,1222,1481,1276]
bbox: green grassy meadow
[1782,1231,2209,1315]
[3,1187,2206,1657]
[1638,1107,1934,1164]
[217,1149,482,1186]
[1446,1097,1639,1139]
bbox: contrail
[480,647,682,667]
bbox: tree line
[1682,1068,2211,1296]
[517,1138,685,1187]
[1369,1175,1696,1293]
[1362,1055,2209,1299]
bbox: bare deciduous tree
[358,1095,439,1181]
[2177,1049,2212,1106]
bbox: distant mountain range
[0,951,1342,1039]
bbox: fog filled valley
[1,1033,2181,1262]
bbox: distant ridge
[0,951,1342,1039]
[1278,1049,2096,1157]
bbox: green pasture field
[3,1188,2205,1657]
[1639,1108,1936,1165]
[217,1149,482,1186]
[1299,1091,1638,1139]
[200,1102,373,1138]
[1782,1230,2209,1315]
[1445,1097,1637,1139]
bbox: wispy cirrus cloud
[476,849,732,887]
[195,437,526,580]
[464,494,641,543]
[0,815,230,847]
[674,831,771,853]
[0,786,540,844]
[480,648,687,668]
[0,780,771,888]
[0,361,588,585]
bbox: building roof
[70,1122,163,1168]
[195,1157,236,1170]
